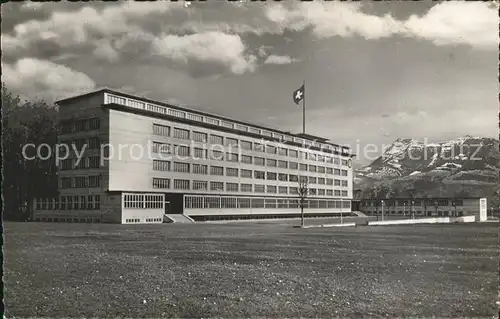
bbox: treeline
[2,83,59,221]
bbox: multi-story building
[33,88,355,224]
[359,197,487,221]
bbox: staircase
[352,211,367,217]
[164,214,194,223]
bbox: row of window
[60,118,101,134]
[35,195,101,210]
[60,175,102,189]
[123,194,164,209]
[60,156,101,170]
[58,137,101,154]
[362,199,465,207]
[152,123,351,166]
[125,218,163,223]
[185,196,352,209]
[110,94,350,155]
[152,160,349,185]
[152,178,349,196]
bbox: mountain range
[354,136,500,205]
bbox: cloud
[264,54,299,65]
[151,31,257,75]
[2,58,95,102]
[264,1,498,48]
[403,1,499,48]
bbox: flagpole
[302,79,305,134]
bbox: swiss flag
[293,84,304,105]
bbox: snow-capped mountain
[355,136,500,188]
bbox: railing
[104,93,352,155]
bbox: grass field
[4,221,499,318]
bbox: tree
[2,83,59,221]
[296,175,310,227]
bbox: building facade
[33,89,355,224]
[359,197,487,221]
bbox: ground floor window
[123,193,164,209]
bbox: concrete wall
[121,208,164,224]
[185,207,351,216]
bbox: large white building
[33,89,355,224]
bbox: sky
[2,0,498,166]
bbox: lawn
[4,221,499,318]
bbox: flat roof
[56,88,351,151]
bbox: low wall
[368,216,476,226]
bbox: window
[210,166,224,176]
[267,185,277,194]
[318,189,326,196]
[341,190,348,197]
[226,152,239,163]
[318,166,325,173]
[341,180,348,187]
[153,160,170,171]
[299,163,307,171]
[235,124,248,132]
[60,177,72,189]
[266,145,276,154]
[193,164,208,174]
[290,162,298,170]
[210,150,224,161]
[153,178,170,189]
[265,198,276,208]
[205,117,220,126]
[175,145,190,157]
[326,157,333,164]
[238,198,251,208]
[278,147,288,156]
[185,196,203,208]
[326,178,333,185]
[326,167,333,174]
[192,131,208,142]
[278,173,288,182]
[309,176,317,184]
[334,190,341,196]
[88,118,100,130]
[241,155,252,164]
[240,184,252,192]
[174,179,190,190]
[289,149,298,158]
[289,187,298,194]
[210,134,223,145]
[254,184,265,193]
[334,157,341,165]
[342,159,348,166]
[226,183,239,192]
[278,160,288,169]
[241,169,252,178]
[240,140,252,150]
[334,179,341,186]
[152,142,171,154]
[299,176,308,183]
[204,196,220,208]
[309,165,317,172]
[327,189,333,196]
[254,143,264,152]
[220,121,234,129]
[193,180,208,191]
[73,195,79,210]
[88,175,101,187]
[193,148,207,159]
[317,155,324,162]
[74,176,86,188]
[226,167,239,177]
[88,156,100,168]
[173,162,190,173]
[318,178,325,185]
[341,170,348,176]
[225,137,238,147]
[334,169,341,176]
[289,174,298,182]
[210,181,224,191]
[252,198,265,208]
[88,137,100,149]
[153,124,170,136]
[254,170,265,180]
[221,197,237,208]
[309,153,317,161]
[173,128,190,139]
[254,157,265,166]
[187,113,203,122]
[266,172,277,180]
[267,159,277,167]
[278,186,288,194]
